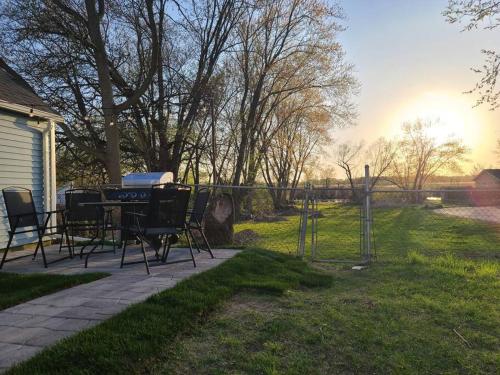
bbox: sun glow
[387,91,483,146]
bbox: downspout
[42,123,50,226]
[41,120,57,233]
[49,120,57,228]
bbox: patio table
[78,201,148,207]
[77,201,149,267]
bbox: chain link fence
[206,186,303,256]
[369,188,500,260]
[204,185,366,261]
[59,177,499,264]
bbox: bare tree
[389,119,469,190]
[262,91,331,208]
[365,138,397,189]
[0,0,356,191]
[0,0,161,183]
[231,0,356,187]
[336,142,364,199]
[444,0,500,109]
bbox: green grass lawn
[157,252,499,374]
[235,203,500,261]
[0,272,108,311]
[6,203,500,374]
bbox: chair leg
[57,229,65,255]
[188,228,202,254]
[81,229,99,259]
[71,228,75,257]
[37,229,48,268]
[84,239,101,268]
[120,231,129,268]
[58,217,72,258]
[139,237,150,275]
[64,226,73,258]
[161,236,168,261]
[0,233,13,269]
[200,228,215,259]
[185,231,196,268]
[162,237,172,263]
[111,227,116,254]
[101,220,105,250]
[33,238,41,260]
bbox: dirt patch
[223,293,279,318]
[233,229,260,245]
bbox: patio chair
[187,188,214,258]
[65,189,116,265]
[1,187,72,269]
[120,185,195,274]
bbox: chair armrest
[44,209,65,214]
[124,211,147,217]
[3,212,37,219]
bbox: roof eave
[0,99,64,123]
[474,170,500,182]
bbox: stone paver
[0,246,238,371]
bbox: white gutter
[39,120,57,232]
[49,120,57,227]
[0,99,64,123]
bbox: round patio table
[77,201,149,267]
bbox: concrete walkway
[0,246,238,371]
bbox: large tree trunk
[86,0,122,183]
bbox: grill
[103,172,174,201]
[102,172,174,231]
[122,172,174,188]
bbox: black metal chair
[1,187,72,269]
[64,189,116,266]
[187,188,214,258]
[120,185,195,274]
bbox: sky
[331,0,500,172]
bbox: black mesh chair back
[189,188,210,225]
[1,187,73,269]
[65,189,102,222]
[2,187,39,229]
[146,185,191,229]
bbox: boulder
[204,193,234,246]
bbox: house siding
[0,110,45,248]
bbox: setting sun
[388,91,483,146]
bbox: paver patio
[0,246,238,371]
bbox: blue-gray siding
[0,110,44,248]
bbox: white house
[0,58,63,248]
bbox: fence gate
[298,166,375,264]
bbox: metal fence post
[298,183,309,258]
[310,188,317,260]
[364,165,372,262]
